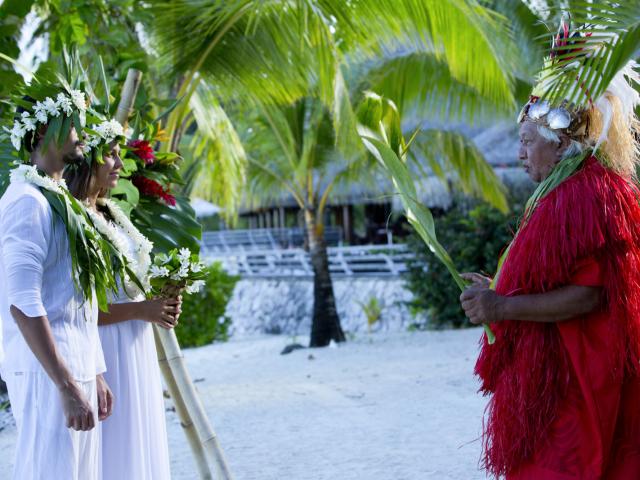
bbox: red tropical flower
[128,139,155,165]
[132,175,176,206]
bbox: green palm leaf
[536,1,640,108]
[181,82,246,219]
[363,135,496,344]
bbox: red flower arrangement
[128,139,155,165]
[132,175,176,206]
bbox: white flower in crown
[3,121,26,150]
[150,265,170,278]
[21,112,37,132]
[178,247,191,262]
[87,119,124,148]
[42,97,60,117]
[185,280,205,294]
[33,101,48,124]
[56,93,73,116]
[190,261,205,273]
[69,90,86,112]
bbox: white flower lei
[3,89,87,152]
[9,164,68,194]
[91,198,154,297]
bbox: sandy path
[0,329,489,479]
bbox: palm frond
[148,0,518,108]
[359,51,508,123]
[409,130,509,213]
[536,1,640,108]
[182,82,247,219]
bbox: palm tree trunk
[305,207,345,347]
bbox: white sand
[0,329,489,479]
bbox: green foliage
[131,196,202,255]
[175,263,239,348]
[357,93,509,341]
[404,201,518,329]
[358,297,383,333]
[533,1,640,109]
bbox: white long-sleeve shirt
[0,181,105,381]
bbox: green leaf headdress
[518,14,640,177]
[0,58,90,160]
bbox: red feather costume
[476,156,640,478]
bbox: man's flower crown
[3,90,88,152]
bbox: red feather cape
[475,157,640,477]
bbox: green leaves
[110,178,139,206]
[131,195,202,255]
[357,92,499,343]
[182,82,246,220]
[40,187,119,312]
[361,135,496,344]
[535,1,640,109]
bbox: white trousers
[5,372,100,480]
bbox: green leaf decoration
[42,115,62,150]
[536,1,640,109]
[361,135,496,344]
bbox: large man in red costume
[459,23,640,480]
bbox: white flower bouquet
[149,248,206,296]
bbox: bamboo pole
[114,69,142,128]
[115,69,211,477]
[154,329,213,479]
[155,326,233,480]
[115,69,233,480]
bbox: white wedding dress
[99,221,171,480]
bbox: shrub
[176,262,239,347]
[404,201,518,329]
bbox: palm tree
[239,98,363,346]
[16,0,534,346]
[144,0,524,346]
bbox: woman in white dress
[65,142,180,480]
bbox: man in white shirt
[0,105,113,479]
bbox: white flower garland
[3,89,87,152]
[9,164,68,194]
[91,198,154,297]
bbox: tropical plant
[145,0,524,347]
[176,262,238,348]
[356,92,502,343]
[531,0,640,109]
[145,0,521,215]
[404,201,517,329]
[241,98,356,346]
[358,297,383,333]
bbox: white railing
[201,227,343,253]
[203,244,414,277]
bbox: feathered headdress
[518,16,640,176]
